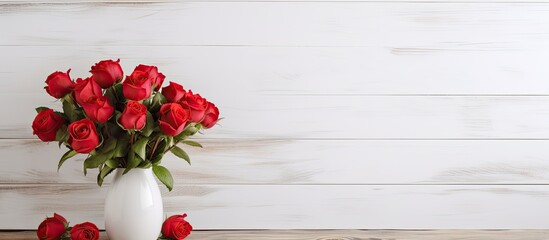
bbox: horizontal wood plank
[4,139,549,184]
[2,3,549,47]
[2,184,549,229]
[4,46,549,96]
[10,95,549,139]
[3,230,549,240]
[0,231,108,240]
[6,0,549,3]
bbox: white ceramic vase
[104,168,163,240]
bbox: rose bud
[134,64,165,91]
[122,71,152,101]
[70,222,100,240]
[201,102,219,129]
[119,101,147,130]
[90,59,124,88]
[37,213,68,240]
[81,96,115,123]
[73,77,102,106]
[32,109,65,142]
[161,213,193,240]
[68,119,100,153]
[181,90,208,122]
[162,81,186,103]
[159,103,190,136]
[44,69,74,99]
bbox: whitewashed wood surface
[11,95,549,139]
[4,184,549,229]
[2,0,549,230]
[2,2,549,47]
[6,46,549,96]
[4,230,549,240]
[4,139,549,184]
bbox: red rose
[44,69,74,99]
[68,119,99,153]
[37,213,68,240]
[181,90,208,122]
[161,213,193,240]
[32,109,65,142]
[201,102,219,129]
[134,64,165,91]
[73,77,102,106]
[119,101,147,130]
[69,222,100,240]
[90,59,124,88]
[81,96,114,123]
[159,103,190,136]
[162,81,186,103]
[122,71,152,101]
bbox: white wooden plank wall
[2,0,549,230]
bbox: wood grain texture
[3,184,549,229]
[4,230,549,240]
[4,139,549,184]
[4,46,549,96]
[2,0,549,231]
[2,2,549,47]
[6,0,549,2]
[10,95,549,139]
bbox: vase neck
[113,168,154,181]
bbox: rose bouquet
[32,59,220,190]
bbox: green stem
[164,139,181,154]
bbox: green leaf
[143,95,153,109]
[54,111,69,121]
[180,140,203,148]
[138,161,152,168]
[114,111,125,130]
[105,158,119,168]
[105,83,125,110]
[35,107,49,113]
[84,152,111,170]
[104,87,117,109]
[100,165,114,179]
[55,126,69,143]
[152,165,173,191]
[141,112,154,137]
[150,92,166,113]
[157,138,168,153]
[100,137,117,153]
[175,124,201,141]
[97,173,104,187]
[60,231,71,240]
[104,121,124,139]
[132,137,149,161]
[123,151,141,174]
[170,146,191,165]
[62,97,81,122]
[112,138,129,158]
[151,152,164,165]
[58,150,78,171]
[97,165,114,187]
